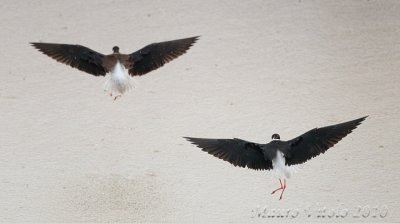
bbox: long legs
[271,178,287,200]
[105,90,122,101]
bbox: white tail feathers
[271,150,292,179]
[104,61,134,94]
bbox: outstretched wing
[128,36,199,76]
[285,116,367,166]
[184,137,272,170]
[31,42,106,76]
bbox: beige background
[1,0,399,222]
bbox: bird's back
[102,54,132,72]
[262,140,289,161]
[263,141,292,178]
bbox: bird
[30,36,199,100]
[184,116,367,200]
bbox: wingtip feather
[183,136,196,143]
[30,42,39,48]
[354,115,368,125]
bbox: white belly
[104,61,132,94]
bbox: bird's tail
[104,61,139,94]
[271,151,292,179]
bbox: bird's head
[271,133,280,140]
[112,46,120,53]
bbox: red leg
[271,179,284,194]
[113,95,121,101]
[279,179,287,200]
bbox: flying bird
[31,36,199,100]
[184,116,367,200]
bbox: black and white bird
[184,116,367,200]
[31,36,199,100]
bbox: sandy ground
[1,0,399,222]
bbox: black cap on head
[271,133,280,140]
[112,46,119,53]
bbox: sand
[0,0,399,222]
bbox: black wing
[31,42,106,76]
[184,137,272,170]
[285,116,367,166]
[128,36,199,76]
